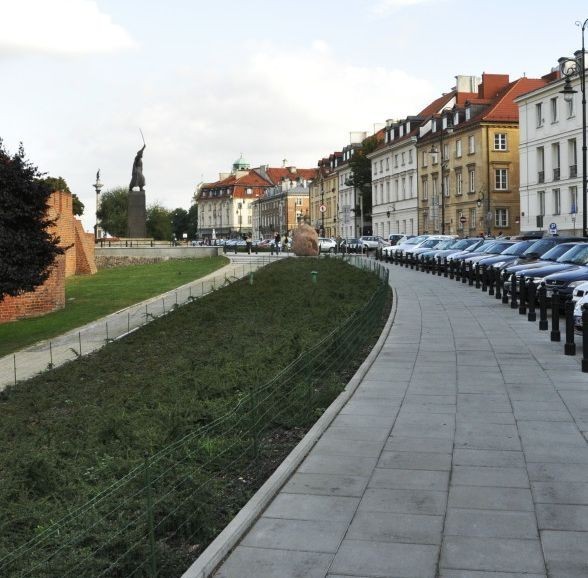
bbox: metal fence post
[144,453,157,578]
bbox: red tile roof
[265,167,317,185]
[481,77,548,122]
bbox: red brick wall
[0,190,96,324]
[0,255,65,323]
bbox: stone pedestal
[127,189,146,238]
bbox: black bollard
[475,263,481,289]
[462,261,468,284]
[527,280,537,322]
[538,284,548,330]
[468,262,475,286]
[443,257,448,278]
[410,254,415,269]
[582,305,588,372]
[551,289,561,342]
[518,275,527,315]
[495,269,502,300]
[438,256,443,276]
[564,300,576,356]
[452,260,458,280]
[502,271,510,304]
[425,256,431,274]
[510,275,518,309]
[482,265,488,292]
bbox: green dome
[233,153,250,171]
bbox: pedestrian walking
[274,232,281,254]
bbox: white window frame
[538,190,545,216]
[456,171,463,195]
[468,169,475,193]
[422,178,428,200]
[495,168,508,190]
[550,97,558,123]
[495,208,509,228]
[553,188,561,215]
[494,133,507,151]
[468,135,475,154]
[456,139,462,158]
[536,102,543,127]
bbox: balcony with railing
[553,168,560,181]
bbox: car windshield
[468,240,494,252]
[539,243,580,261]
[436,240,455,249]
[488,241,516,254]
[450,239,474,249]
[419,239,441,248]
[557,244,588,264]
[501,241,532,256]
[522,239,557,257]
[405,236,428,245]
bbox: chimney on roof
[454,75,481,93]
[282,158,287,167]
[478,73,510,98]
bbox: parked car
[504,243,588,295]
[406,236,457,260]
[573,283,588,332]
[461,240,519,265]
[477,240,536,269]
[446,239,496,262]
[502,242,587,275]
[340,238,361,252]
[543,263,588,301]
[317,237,337,253]
[388,234,408,246]
[383,234,431,258]
[427,238,483,262]
[359,235,387,250]
[494,236,588,271]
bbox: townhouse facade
[308,154,340,238]
[417,73,547,237]
[516,67,584,236]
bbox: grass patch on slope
[0,256,228,357]
[0,257,391,577]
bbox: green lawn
[0,256,228,357]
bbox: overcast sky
[2,0,586,232]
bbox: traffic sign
[319,204,326,213]
[549,222,558,235]
[459,216,467,224]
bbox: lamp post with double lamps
[559,18,588,238]
[429,112,453,234]
[476,190,491,236]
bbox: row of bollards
[374,247,588,373]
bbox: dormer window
[400,125,404,137]
[406,121,411,133]
[453,112,459,126]
[246,188,253,195]
[465,107,471,121]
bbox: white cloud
[0,0,135,56]
[371,0,438,15]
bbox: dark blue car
[544,265,588,301]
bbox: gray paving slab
[330,539,439,578]
[202,261,588,578]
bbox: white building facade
[369,118,420,237]
[517,69,585,236]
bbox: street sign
[549,222,558,235]
[459,216,467,224]
[319,204,326,213]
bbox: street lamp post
[429,113,453,234]
[320,187,325,234]
[559,18,588,238]
[476,191,491,236]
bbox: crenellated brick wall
[0,190,96,323]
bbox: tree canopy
[96,187,128,237]
[348,135,378,218]
[147,204,172,241]
[42,176,84,216]
[0,140,64,300]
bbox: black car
[544,266,588,301]
[503,242,587,275]
[495,236,588,271]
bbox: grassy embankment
[0,257,391,577]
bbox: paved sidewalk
[209,261,588,578]
[0,255,281,390]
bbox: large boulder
[292,224,319,256]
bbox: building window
[386,180,390,202]
[553,189,561,215]
[432,176,438,195]
[536,102,543,127]
[468,169,475,193]
[394,180,399,201]
[456,139,462,158]
[379,160,383,173]
[422,151,428,167]
[409,176,414,198]
[385,158,389,171]
[550,97,558,123]
[443,174,449,197]
[468,135,475,154]
[372,162,377,174]
[495,208,509,228]
[494,133,507,150]
[570,186,578,214]
[422,178,428,200]
[246,188,253,195]
[469,208,477,229]
[567,95,575,118]
[408,150,413,164]
[552,142,560,180]
[495,168,508,190]
[456,171,463,195]
[537,147,545,183]
[401,178,406,199]
[394,154,399,168]
[443,144,449,162]
[568,139,577,177]
[538,190,545,216]
[401,152,406,166]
